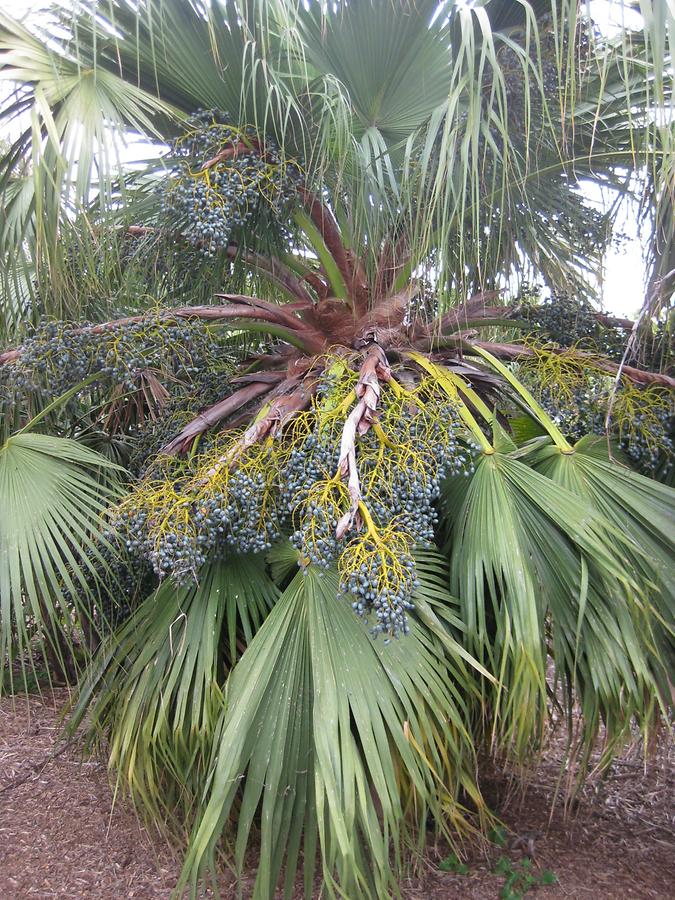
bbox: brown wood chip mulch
[1,689,673,899]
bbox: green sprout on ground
[495,856,558,899]
[438,852,470,875]
[438,829,558,898]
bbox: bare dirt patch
[1,689,672,899]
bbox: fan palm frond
[70,554,279,820]
[0,432,121,688]
[178,565,485,899]
[527,436,675,676]
[441,445,666,760]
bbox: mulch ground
[0,689,673,899]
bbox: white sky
[0,0,652,317]
[0,0,44,21]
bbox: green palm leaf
[528,437,675,675]
[442,449,666,759]
[71,555,279,821]
[0,432,121,688]
[178,565,484,899]
[297,0,452,144]
[0,8,177,318]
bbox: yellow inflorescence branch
[405,351,494,454]
[339,517,414,603]
[515,341,610,405]
[115,356,475,589]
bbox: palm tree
[0,2,673,897]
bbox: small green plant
[494,854,558,899]
[494,855,513,876]
[438,852,470,875]
[438,844,558,897]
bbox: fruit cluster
[1,316,221,400]
[57,533,156,635]
[520,292,674,370]
[161,109,304,255]
[113,372,477,637]
[539,380,674,478]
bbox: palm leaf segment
[0,433,121,687]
